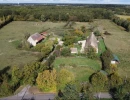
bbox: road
[0,85,56,100]
[94,92,112,99]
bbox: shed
[111,54,119,64]
[70,48,78,54]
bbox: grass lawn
[116,14,130,20]
[93,19,130,78]
[98,38,106,56]
[53,57,101,82]
[0,21,66,69]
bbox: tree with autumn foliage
[36,69,57,92]
[109,73,123,88]
[57,68,75,89]
[91,72,108,92]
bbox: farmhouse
[27,33,43,46]
[78,32,98,53]
[84,32,98,53]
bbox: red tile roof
[30,33,43,42]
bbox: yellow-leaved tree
[57,68,75,89]
[36,69,57,92]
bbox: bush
[85,46,98,59]
[94,30,101,36]
[101,48,113,71]
[61,48,71,57]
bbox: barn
[27,33,43,46]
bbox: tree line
[0,6,114,22]
[0,15,13,29]
[112,16,130,31]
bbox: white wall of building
[27,37,37,46]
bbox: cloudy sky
[0,0,130,4]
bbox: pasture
[0,21,90,69]
[116,14,130,20]
[93,19,130,78]
[53,57,101,82]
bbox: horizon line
[0,2,130,5]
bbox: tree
[85,46,97,59]
[46,55,55,67]
[61,48,71,57]
[41,14,45,22]
[23,62,41,85]
[74,29,84,36]
[91,72,108,92]
[11,66,22,84]
[60,84,80,100]
[109,73,123,88]
[54,38,58,45]
[36,69,57,92]
[127,24,130,32]
[0,74,13,97]
[81,25,87,33]
[101,48,113,72]
[57,69,74,89]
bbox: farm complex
[0,4,130,100]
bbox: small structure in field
[111,54,119,64]
[27,33,43,46]
[70,48,78,54]
[84,32,98,53]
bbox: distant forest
[0,5,130,22]
[0,5,130,29]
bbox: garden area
[53,57,101,83]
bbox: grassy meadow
[93,19,130,78]
[0,21,90,69]
[116,14,130,20]
[53,57,101,82]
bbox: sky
[0,0,130,4]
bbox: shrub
[61,48,71,57]
[94,30,101,36]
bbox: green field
[53,57,101,82]
[116,14,130,19]
[0,21,90,69]
[98,38,106,56]
[93,19,130,78]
